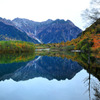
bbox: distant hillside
[13,18,82,43]
[0,21,39,43]
[66,18,100,53]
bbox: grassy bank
[0,41,35,53]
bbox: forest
[0,41,35,53]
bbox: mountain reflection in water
[0,56,82,81]
[0,52,100,100]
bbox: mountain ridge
[0,20,39,43]
[12,18,82,43]
[0,17,82,44]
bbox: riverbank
[35,43,75,52]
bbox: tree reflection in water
[83,53,100,100]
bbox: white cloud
[0,0,91,29]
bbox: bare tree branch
[81,0,100,27]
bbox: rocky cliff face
[0,18,39,43]
[12,18,53,34]
[12,18,82,43]
[0,17,82,43]
[37,19,82,43]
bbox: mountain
[12,18,82,43]
[0,17,82,44]
[0,17,14,26]
[12,18,53,34]
[0,19,39,43]
[0,56,82,81]
[37,19,82,43]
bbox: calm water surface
[0,54,100,100]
